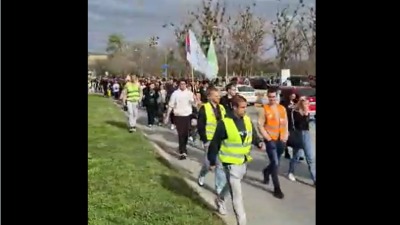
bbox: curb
[109,99,234,225]
[143,132,233,225]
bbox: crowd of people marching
[89,74,315,225]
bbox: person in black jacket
[143,82,159,127]
[199,80,209,103]
[283,93,299,159]
[219,83,237,114]
[207,95,264,218]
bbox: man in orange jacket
[257,87,288,199]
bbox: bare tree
[298,3,315,58]
[163,0,229,75]
[229,2,268,76]
[105,52,137,75]
[298,3,316,74]
[162,19,194,74]
[192,0,228,54]
[271,5,301,70]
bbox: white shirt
[112,83,120,92]
[168,88,194,116]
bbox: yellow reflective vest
[125,83,140,102]
[219,115,253,164]
[204,102,226,141]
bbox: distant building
[88,52,108,67]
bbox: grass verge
[88,95,225,225]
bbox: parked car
[236,85,257,105]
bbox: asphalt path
[138,105,316,186]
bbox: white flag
[186,29,210,75]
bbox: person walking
[157,84,167,126]
[208,95,264,224]
[257,87,288,199]
[165,79,178,130]
[143,82,159,127]
[121,75,142,132]
[287,97,316,185]
[112,80,120,100]
[164,79,195,160]
[196,87,226,193]
[282,93,300,159]
[220,83,237,115]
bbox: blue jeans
[198,151,226,194]
[263,140,285,190]
[288,130,316,183]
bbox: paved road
[126,106,315,225]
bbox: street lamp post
[212,25,230,84]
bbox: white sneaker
[170,124,176,130]
[198,176,205,186]
[188,136,194,142]
[288,173,296,181]
[215,198,227,215]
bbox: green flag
[206,39,218,79]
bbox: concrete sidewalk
[110,100,315,225]
[132,110,315,225]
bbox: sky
[88,0,315,54]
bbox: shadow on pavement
[105,120,127,130]
[247,156,313,185]
[159,174,211,211]
[187,174,218,195]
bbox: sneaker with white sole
[198,176,205,186]
[215,198,227,215]
[288,173,296,181]
[170,124,176,130]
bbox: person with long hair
[121,75,142,132]
[287,97,316,185]
[142,82,159,127]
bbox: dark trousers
[113,91,120,100]
[103,86,108,96]
[146,105,157,125]
[263,140,285,190]
[170,111,175,125]
[174,115,191,154]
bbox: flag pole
[191,66,194,82]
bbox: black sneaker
[273,189,284,199]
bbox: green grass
[88,95,225,225]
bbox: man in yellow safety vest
[121,75,142,132]
[207,95,265,225]
[196,87,226,193]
